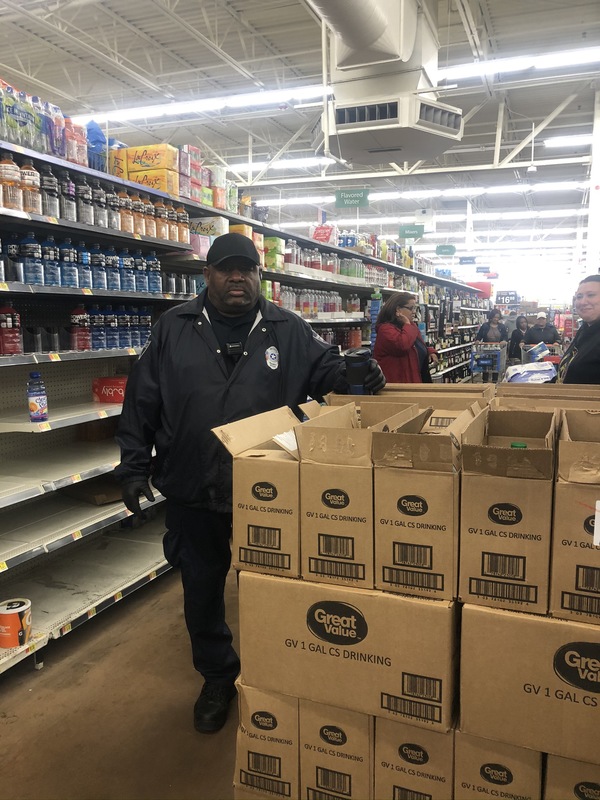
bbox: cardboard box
[545,754,600,799]
[92,376,128,403]
[551,410,600,625]
[126,143,179,172]
[496,383,600,401]
[178,149,191,177]
[372,406,481,600]
[454,731,542,800]
[201,186,214,206]
[178,174,191,199]
[62,474,123,505]
[190,217,230,237]
[234,682,299,799]
[108,148,128,180]
[460,604,600,764]
[264,236,286,255]
[229,224,254,239]
[239,572,457,732]
[374,719,454,800]
[459,409,557,614]
[300,700,373,800]
[129,168,179,196]
[213,187,227,209]
[382,383,495,399]
[212,407,302,578]
[265,252,285,272]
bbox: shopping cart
[470,343,507,382]
[521,343,563,365]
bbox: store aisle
[0,569,239,800]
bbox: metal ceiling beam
[147,0,264,88]
[453,0,494,98]
[249,117,319,184]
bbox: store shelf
[460,307,488,312]
[0,280,193,303]
[0,401,122,433]
[0,515,169,675]
[431,359,470,377]
[436,343,472,354]
[261,267,385,294]
[289,311,366,324]
[0,490,163,572]
[0,347,141,368]
[0,475,45,509]
[457,325,480,329]
[458,375,473,383]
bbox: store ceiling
[0,0,599,300]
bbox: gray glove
[364,359,386,394]
[121,479,154,516]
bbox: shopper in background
[508,315,529,362]
[114,233,385,734]
[557,274,600,384]
[475,309,509,344]
[504,309,518,336]
[373,292,438,383]
[523,311,561,345]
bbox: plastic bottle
[139,306,152,346]
[131,190,146,237]
[370,287,382,350]
[118,189,134,233]
[0,298,23,355]
[154,197,169,239]
[30,96,47,152]
[91,179,108,228]
[0,85,6,143]
[57,237,78,288]
[61,254,79,289]
[165,201,179,241]
[146,250,162,294]
[48,104,66,158]
[103,305,119,349]
[118,247,135,292]
[20,158,42,215]
[41,234,60,286]
[18,91,34,150]
[20,231,43,285]
[27,371,48,421]
[141,193,156,239]
[70,303,91,351]
[105,184,121,230]
[90,243,107,290]
[3,86,22,145]
[0,150,23,210]
[39,164,60,218]
[58,169,77,222]
[104,245,121,291]
[89,304,106,350]
[128,306,141,348]
[116,305,132,348]
[133,249,148,293]
[175,203,190,244]
[75,174,94,226]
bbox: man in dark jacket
[114,233,385,733]
[523,312,562,345]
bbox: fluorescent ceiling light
[441,187,486,197]
[401,189,442,199]
[255,194,335,207]
[544,134,594,148]
[71,85,331,125]
[233,157,335,173]
[531,181,588,191]
[439,46,600,82]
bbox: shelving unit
[0,347,142,368]
[0,401,122,433]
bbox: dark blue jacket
[115,291,345,511]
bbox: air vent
[417,101,462,133]
[335,102,399,126]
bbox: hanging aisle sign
[436,244,456,256]
[398,225,424,239]
[496,291,519,305]
[335,189,369,208]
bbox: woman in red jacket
[373,292,438,383]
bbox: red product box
[92,377,128,403]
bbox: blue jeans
[163,502,240,686]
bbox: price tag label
[594,501,600,547]
[38,422,51,431]
[49,353,61,361]
[47,217,58,225]
[72,474,82,483]
[149,570,157,580]
[127,348,136,355]
[61,623,72,635]
[25,642,37,654]
[81,288,93,295]
[0,561,7,572]
[72,529,82,540]
[163,293,172,299]
[134,233,142,240]
[0,282,8,291]
[114,591,123,602]
[87,608,97,619]
[97,409,108,418]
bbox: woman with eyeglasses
[373,292,438,383]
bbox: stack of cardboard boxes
[215,383,600,799]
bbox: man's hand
[364,359,386,394]
[122,479,154,516]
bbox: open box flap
[212,406,300,456]
[558,409,600,484]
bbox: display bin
[470,343,506,374]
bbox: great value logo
[480,764,513,786]
[575,781,600,800]
[584,516,595,536]
[251,711,278,730]
[320,726,347,746]
[487,503,523,526]
[397,495,428,517]
[398,743,429,765]
[306,601,368,645]
[252,482,278,501]
[553,642,600,693]
[321,489,349,509]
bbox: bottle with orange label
[165,200,179,242]
[20,158,42,215]
[118,188,134,234]
[142,193,157,239]
[175,203,191,245]
[130,190,146,237]
[0,150,23,211]
[154,197,169,239]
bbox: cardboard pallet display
[459,408,557,614]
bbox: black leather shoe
[194,682,237,733]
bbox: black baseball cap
[206,232,260,267]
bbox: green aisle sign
[436,244,456,256]
[398,225,424,239]
[335,189,369,208]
